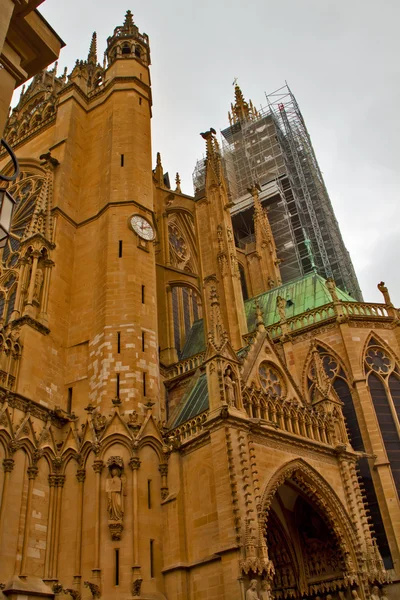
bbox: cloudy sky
[25,0,400,303]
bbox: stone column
[24,250,41,316]
[92,459,104,577]
[20,465,39,574]
[44,473,57,579]
[0,457,14,540]
[38,259,54,323]
[163,213,171,267]
[10,257,29,320]
[159,464,168,500]
[51,474,65,579]
[74,468,86,587]
[129,456,141,579]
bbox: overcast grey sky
[25,0,400,304]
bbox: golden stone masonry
[0,6,399,600]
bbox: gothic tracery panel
[2,172,45,267]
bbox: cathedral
[0,10,399,600]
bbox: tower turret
[106,10,150,67]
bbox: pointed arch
[361,331,400,376]
[302,338,352,398]
[261,458,360,571]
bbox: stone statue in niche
[259,580,272,600]
[106,456,126,540]
[276,296,287,321]
[33,269,44,304]
[224,367,238,408]
[326,277,339,303]
[351,591,361,599]
[246,580,260,600]
[369,586,383,600]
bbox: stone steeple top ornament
[123,9,135,32]
[201,128,222,183]
[87,32,97,65]
[229,82,259,125]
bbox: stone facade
[0,11,398,600]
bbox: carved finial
[21,84,26,96]
[88,32,97,65]
[156,152,162,168]
[84,402,95,414]
[377,281,392,306]
[123,10,134,31]
[175,172,182,193]
[200,128,221,181]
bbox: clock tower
[0,11,161,420]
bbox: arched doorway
[262,464,361,599]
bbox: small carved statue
[224,367,237,407]
[246,579,260,600]
[92,412,106,433]
[268,277,275,289]
[259,579,272,600]
[370,586,382,600]
[63,589,81,600]
[127,411,139,429]
[351,590,361,599]
[33,269,44,303]
[326,277,339,303]
[83,582,100,599]
[276,295,287,321]
[377,281,391,305]
[106,457,126,522]
[132,578,143,597]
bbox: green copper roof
[171,373,209,428]
[178,273,355,362]
[245,272,355,331]
[180,318,205,359]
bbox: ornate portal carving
[106,456,126,540]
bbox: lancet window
[306,344,393,568]
[171,285,202,358]
[365,338,400,499]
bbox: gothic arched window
[2,172,44,268]
[365,339,400,499]
[307,344,393,568]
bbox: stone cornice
[13,315,50,336]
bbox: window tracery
[306,343,394,568]
[2,172,45,268]
[258,362,286,397]
[364,338,400,498]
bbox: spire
[123,10,135,33]
[200,128,222,184]
[248,183,282,290]
[88,32,97,65]
[229,82,259,125]
[175,172,182,193]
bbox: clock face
[130,215,155,241]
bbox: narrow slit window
[119,240,123,257]
[67,387,72,413]
[139,97,142,105]
[147,479,152,509]
[116,373,120,398]
[120,154,124,167]
[142,331,145,352]
[142,285,145,304]
[115,549,120,586]
[117,331,121,353]
[143,372,146,397]
[150,539,154,578]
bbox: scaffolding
[192,84,363,300]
